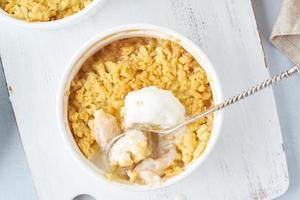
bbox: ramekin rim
[0,0,106,29]
[56,23,224,191]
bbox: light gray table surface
[0,0,299,199]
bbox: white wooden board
[0,0,289,199]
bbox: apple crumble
[0,0,91,22]
[68,37,213,184]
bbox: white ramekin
[0,0,106,29]
[57,24,224,191]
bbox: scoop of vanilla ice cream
[109,130,151,167]
[123,86,186,130]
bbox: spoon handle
[178,66,300,129]
[215,66,299,109]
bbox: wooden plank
[0,0,288,199]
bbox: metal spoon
[106,66,300,156]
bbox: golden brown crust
[0,0,91,22]
[68,37,213,182]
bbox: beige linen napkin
[271,0,300,66]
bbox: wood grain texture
[0,0,288,199]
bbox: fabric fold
[270,0,300,66]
